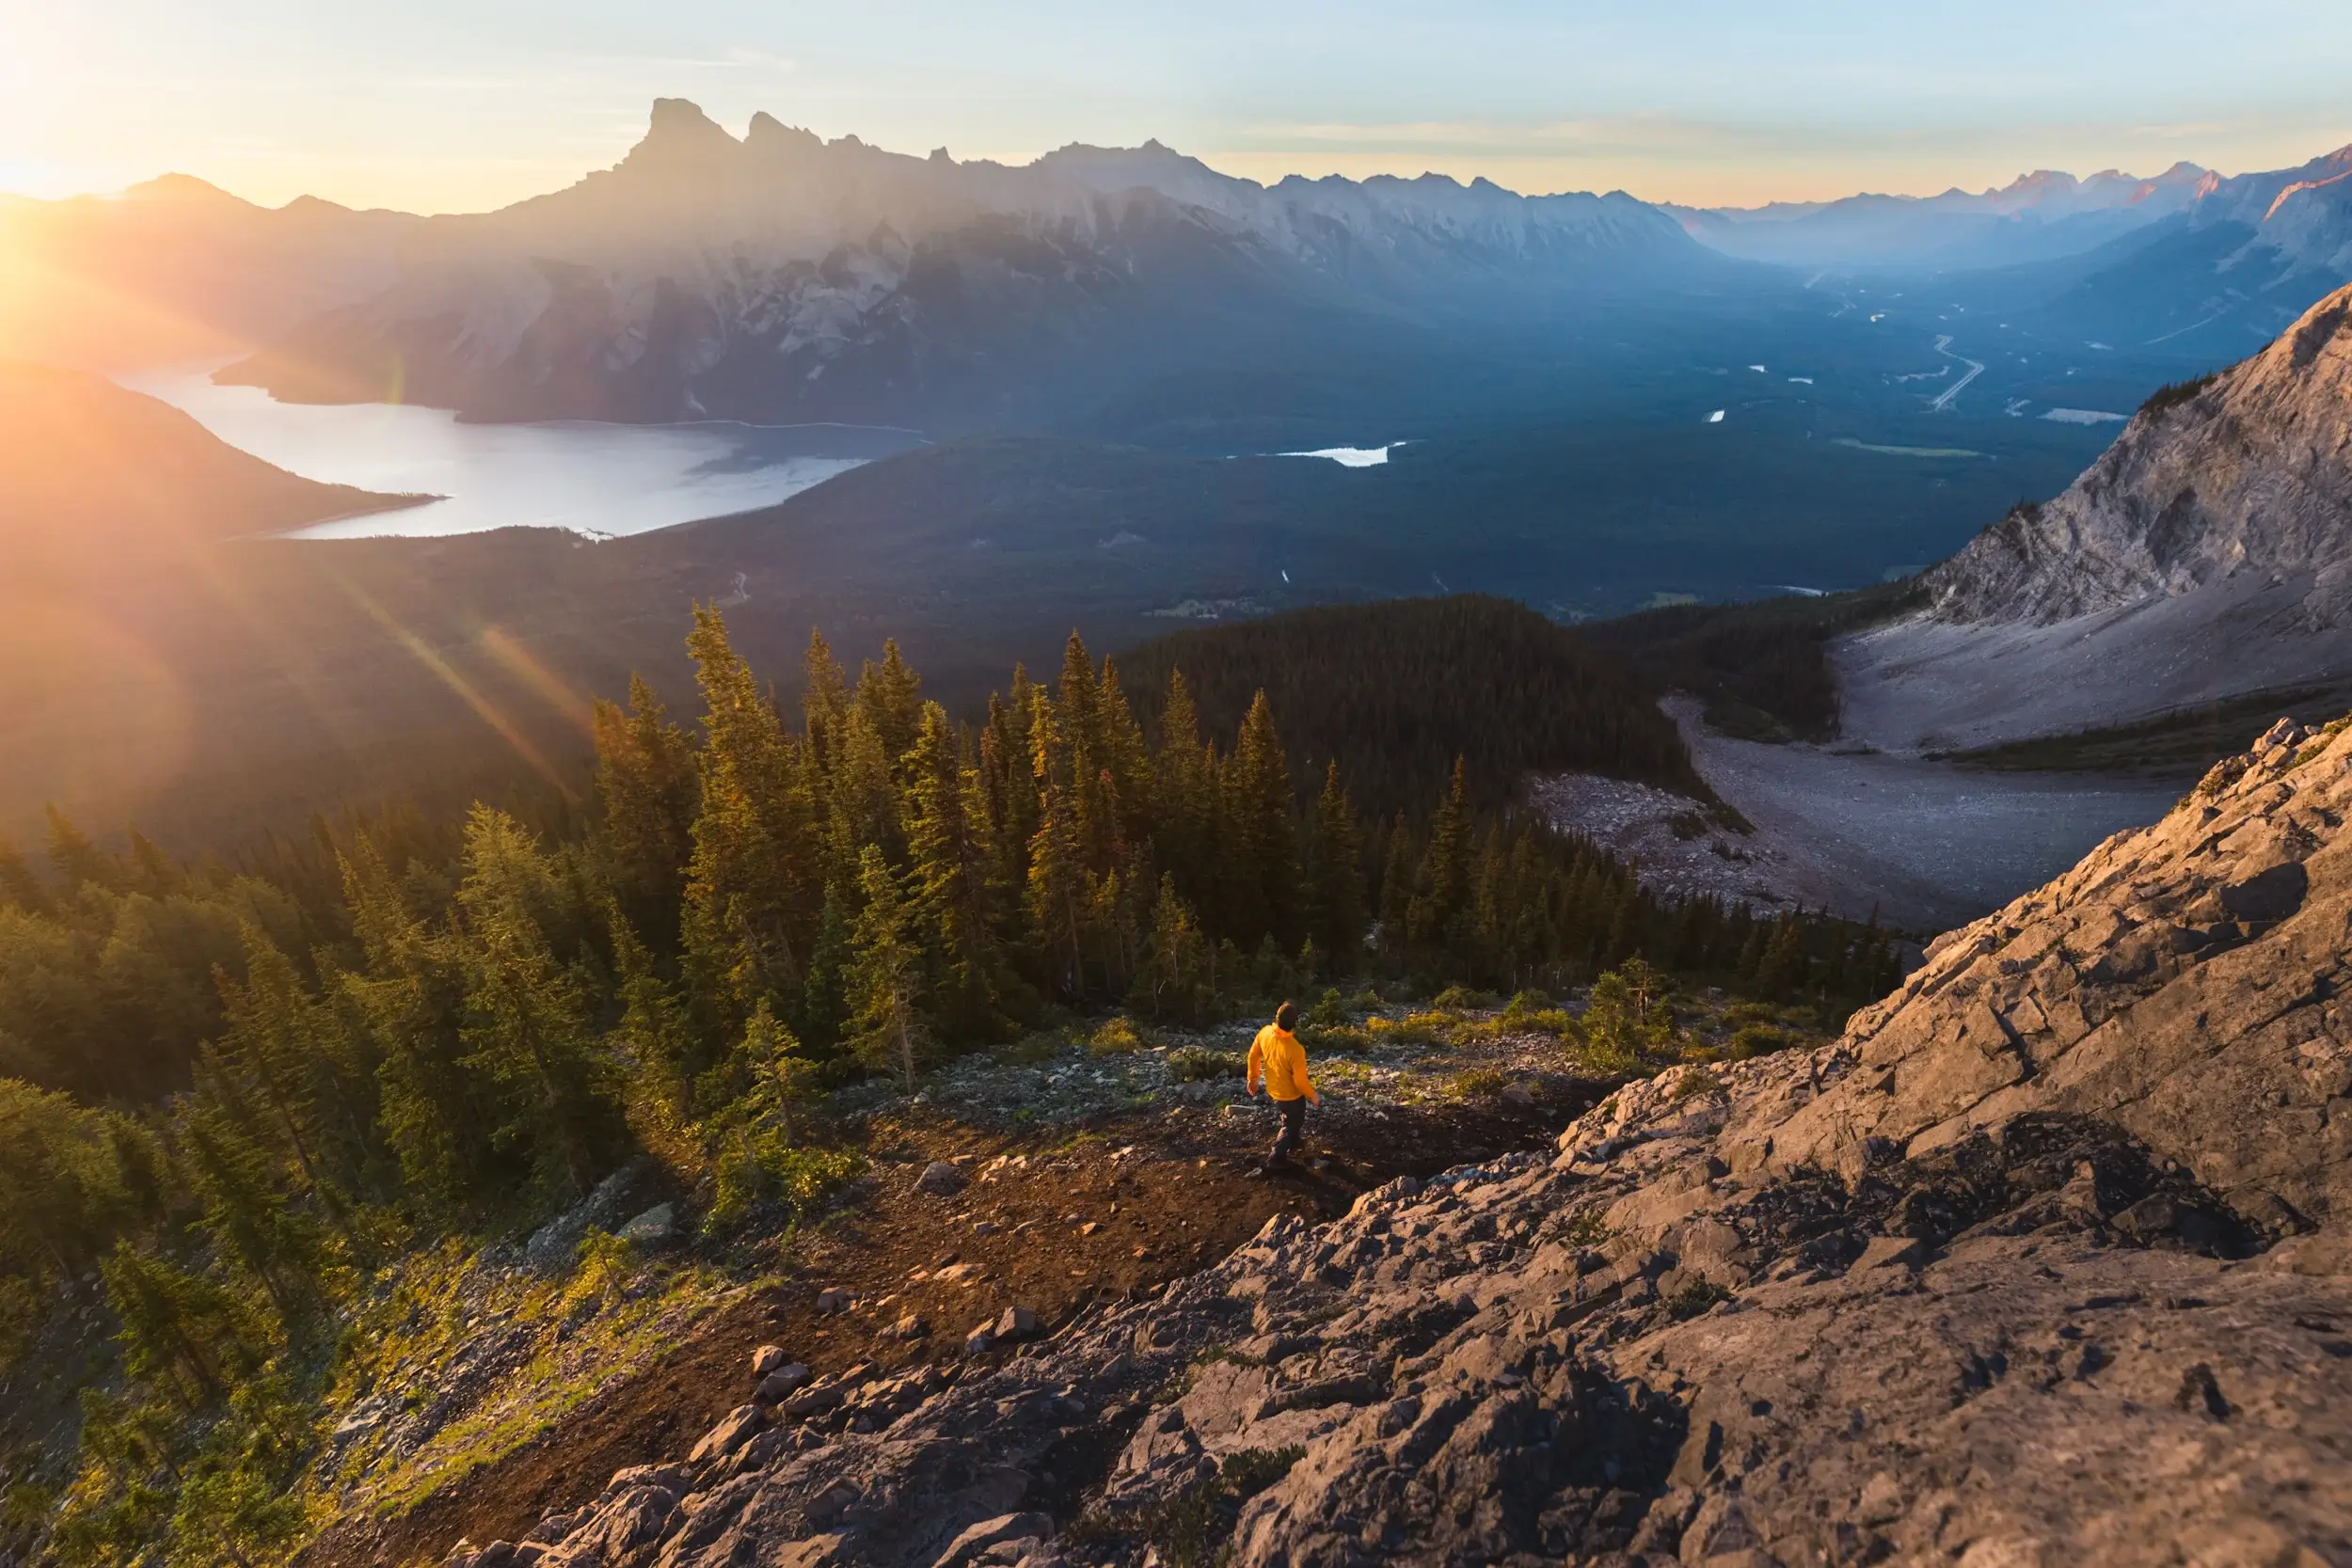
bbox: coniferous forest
[0,606,1900,1563]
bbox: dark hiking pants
[1270,1095,1306,1164]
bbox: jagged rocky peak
[1923,279,2352,626]
[443,720,2352,1568]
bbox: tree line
[0,606,1899,1564]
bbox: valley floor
[1540,698,2185,932]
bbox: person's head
[1275,1000,1299,1032]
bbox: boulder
[751,1344,787,1378]
[755,1364,812,1403]
[686,1404,764,1465]
[615,1203,676,1248]
[816,1287,851,1314]
[915,1161,968,1196]
[993,1306,1038,1342]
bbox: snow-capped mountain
[220,99,1713,428]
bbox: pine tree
[338,839,485,1211]
[827,705,902,871]
[593,673,700,942]
[682,607,819,1037]
[181,1096,328,1331]
[1409,759,1473,958]
[1130,875,1214,1024]
[739,997,820,1143]
[0,833,50,913]
[843,847,928,1088]
[124,831,180,897]
[854,640,925,773]
[101,1243,263,1410]
[608,910,696,1146]
[905,703,1009,1034]
[44,806,119,893]
[1225,691,1299,951]
[1094,657,1153,850]
[1376,813,1415,957]
[453,808,616,1200]
[802,628,850,775]
[1150,670,1218,917]
[1303,762,1368,968]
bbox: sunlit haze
[7,0,2352,212]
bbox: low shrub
[1089,1016,1149,1055]
[1430,984,1499,1010]
[1667,1279,1734,1320]
[1168,1047,1243,1083]
[1727,1024,1795,1060]
[1447,1067,1510,1100]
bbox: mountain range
[215,99,1716,429]
[1667,162,2214,272]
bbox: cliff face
[1923,283,2352,628]
[443,719,2352,1568]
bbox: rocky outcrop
[1835,281,2352,751]
[1924,282,2352,628]
[449,721,2352,1568]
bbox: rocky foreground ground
[445,717,2352,1568]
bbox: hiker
[1246,1000,1320,1169]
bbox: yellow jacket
[1248,1024,1316,1101]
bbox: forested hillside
[0,608,1899,1565]
[1118,595,1705,816]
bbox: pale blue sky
[6,0,2350,212]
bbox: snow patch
[1281,445,1391,467]
[1705,410,1726,423]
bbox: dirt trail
[301,1085,1596,1568]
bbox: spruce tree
[905,703,1009,1034]
[681,607,818,1036]
[1410,759,1473,958]
[593,673,700,942]
[1225,691,1299,951]
[608,910,696,1142]
[843,846,928,1088]
[0,834,50,913]
[854,640,924,772]
[44,806,119,893]
[453,808,615,1201]
[802,628,850,775]
[1303,761,1368,969]
[100,1243,263,1411]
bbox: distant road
[1928,335,1986,412]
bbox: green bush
[1300,1022,1375,1055]
[1168,1047,1243,1083]
[1089,1016,1149,1055]
[1726,1024,1794,1061]
[1667,1279,1733,1320]
[1430,985,1499,1010]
